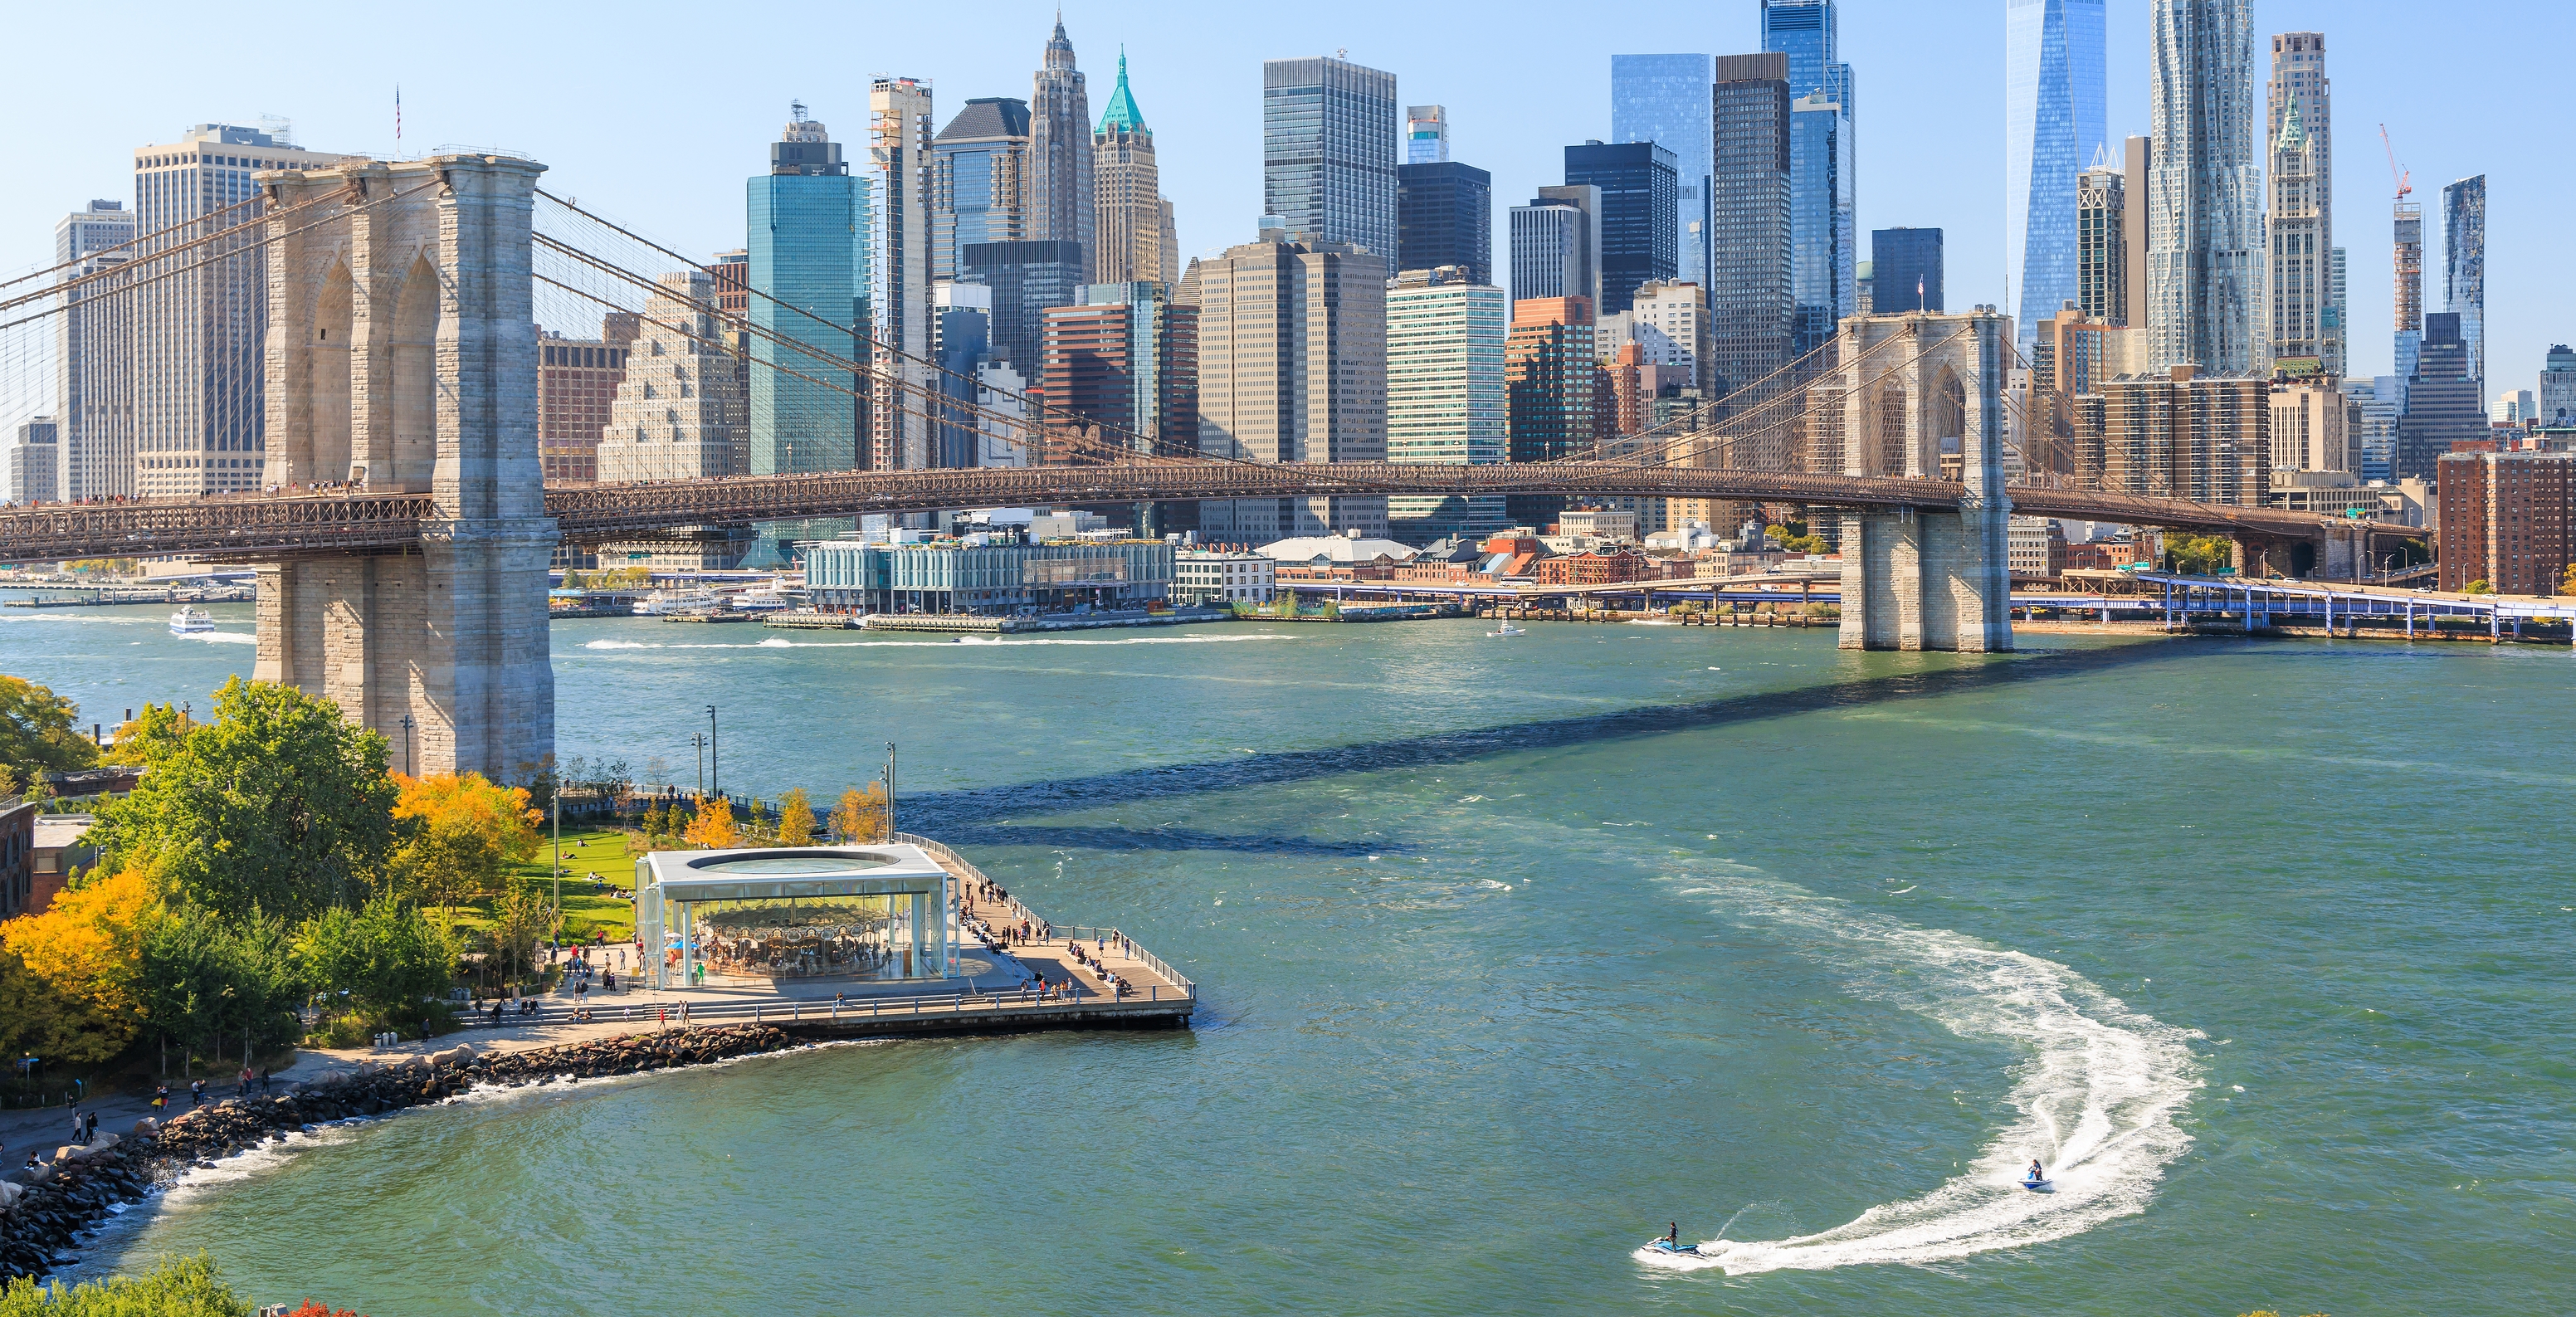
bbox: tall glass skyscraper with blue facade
[1610,54,1713,291]
[1762,0,1855,359]
[931,98,1031,285]
[748,107,870,476]
[2004,0,2105,349]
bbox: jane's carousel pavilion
[634,843,957,990]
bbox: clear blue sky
[6,1,2563,391]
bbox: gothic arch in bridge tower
[1832,312,2014,652]
[389,254,442,491]
[256,153,555,781]
[311,261,354,484]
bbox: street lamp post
[885,742,896,838]
[707,705,719,802]
[692,733,706,797]
[398,715,415,778]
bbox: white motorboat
[168,607,217,635]
[727,583,795,612]
[1486,622,1528,637]
[632,588,720,617]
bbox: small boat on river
[168,607,216,635]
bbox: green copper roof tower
[1096,48,1147,134]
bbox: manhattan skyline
[0,0,2560,387]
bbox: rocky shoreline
[0,1024,792,1284]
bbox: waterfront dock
[861,605,1232,635]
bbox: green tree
[2163,534,2237,575]
[92,677,397,922]
[139,903,303,1071]
[0,1252,254,1315]
[292,895,456,1019]
[2463,578,2493,595]
[777,787,815,846]
[487,883,549,986]
[0,673,100,781]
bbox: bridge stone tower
[253,154,555,779]
[1833,310,2014,652]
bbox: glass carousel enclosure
[635,845,956,989]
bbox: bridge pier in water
[253,153,557,779]
[1832,310,2014,652]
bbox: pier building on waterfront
[803,535,1174,614]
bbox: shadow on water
[933,823,1407,857]
[906,640,2183,832]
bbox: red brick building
[1534,548,1649,586]
[2437,446,2573,594]
[537,315,638,483]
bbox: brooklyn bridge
[0,150,2409,778]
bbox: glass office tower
[2004,0,2105,349]
[1762,0,1856,357]
[1610,54,1714,290]
[748,105,869,476]
[1564,141,1676,315]
[1262,56,1398,262]
[2444,175,2485,390]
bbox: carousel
[634,843,957,990]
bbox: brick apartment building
[2437,444,2573,594]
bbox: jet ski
[1644,1236,1701,1256]
[2020,1176,2054,1193]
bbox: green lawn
[446,827,644,941]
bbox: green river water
[8,603,2569,1315]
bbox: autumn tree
[102,700,190,767]
[388,772,542,924]
[682,796,739,849]
[0,673,100,782]
[0,867,154,1064]
[829,784,889,843]
[777,787,816,846]
[90,677,397,921]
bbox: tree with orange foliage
[682,795,739,849]
[0,866,154,1063]
[388,772,543,924]
[829,784,889,843]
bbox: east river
[7,602,2568,1315]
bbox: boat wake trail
[1632,855,2200,1276]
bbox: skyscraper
[1385,267,1507,544]
[1092,51,1174,285]
[2076,165,2125,324]
[870,77,935,469]
[133,124,345,496]
[1406,105,1449,164]
[1763,0,1856,357]
[53,199,137,500]
[2445,175,2486,391]
[1612,54,1715,290]
[598,271,747,482]
[1510,188,1600,308]
[2270,32,2335,377]
[930,98,1030,283]
[1710,53,1793,398]
[2541,344,2576,427]
[2397,311,2485,480]
[2393,198,2424,386]
[1030,20,1094,262]
[1564,141,1677,316]
[959,240,1086,379]
[2146,0,2262,375]
[6,419,58,505]
[2004,0,2107,349]
[2264,95,2325,373]
[1262,55,1399,262]
[1193,229,1388,541]
[1505,296,1598,528]
[1398,159,1492,285]
[536,321,634,482]
[1870,228,1943,314]
[931,282,1031,468]
[749,104,868,476]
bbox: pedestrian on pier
[188,1079,204,1108]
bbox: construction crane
[2379,123,2412,201]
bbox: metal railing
[512,979,1189,1034]
[897,832,1195,998]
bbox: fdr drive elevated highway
[0,460,2409,563]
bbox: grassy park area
[448,827,643,944]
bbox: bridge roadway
[0,461,2408,562]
